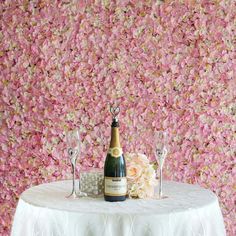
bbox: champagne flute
[154,130,168,199]
[66,129,87,198]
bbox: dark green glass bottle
[104,117,127,202]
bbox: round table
[11,180,226,236]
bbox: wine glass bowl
[66,129,87,199]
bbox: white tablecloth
[11,180,226,236]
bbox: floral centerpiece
[125,153,158,199]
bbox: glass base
[66,191,87,199]
[151,195,168,200]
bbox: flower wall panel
[0,1,235,235]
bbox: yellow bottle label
[108,147,123,158]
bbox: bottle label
[108,147,123,158]
[104,177,127,196]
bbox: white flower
[125,153,158,199]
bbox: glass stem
[72,162,76,194]
[78,164,81,192]
[159,165,162,198]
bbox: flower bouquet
[125,153,158,199]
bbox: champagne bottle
[104,107,127,202]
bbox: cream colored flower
[125,153,158,199]
[127,164,142,181]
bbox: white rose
[127,163,143,181]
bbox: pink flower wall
[0,0,235,235]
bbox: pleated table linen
[11,180,226,236]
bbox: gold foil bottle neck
[110,127,121,148]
